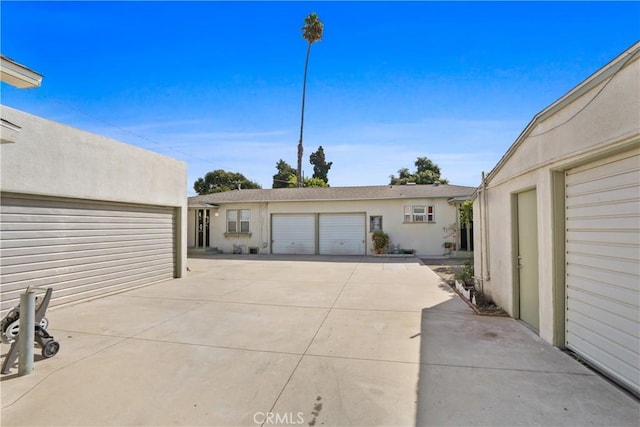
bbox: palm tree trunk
[297,42,312,188]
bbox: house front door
[197,209,210,248]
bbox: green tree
[287,175,329,188]
[389,156,449,185]
[296,12,324,187]
[272,159,296,188]
[303,176,329,187]
[415,156,441,175]
[309,145,332,184]
[193,170,261,195]
[459,200,473,225]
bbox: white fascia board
[188,202,219,209]
[0,118,21,144]
[0,55,43,88]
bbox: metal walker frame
[1,287,60,374]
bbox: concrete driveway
[1,256,638,426]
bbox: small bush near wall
[454,261,474,286]
[372,231,390,254]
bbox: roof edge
[0,55,43,89]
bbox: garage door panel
[0,207,173,225]
[566,230,638,246]
[0,195,176,315]
[566,154,638,182]
[1,251,173,283]
[566,252,639,277]
[1,228,172,240]
[2,271,174,311]
[1,215,173,227]
[567,199,639,218]
[566,263,638,292]
[566,215,640,230]
[1,263,175,311]
[565,330,639,389]
[272,214,315,255]
[565,150,640,395]
[1,238,174,259]
[1,243,173,267]
[1,246,173,274]
[566,321,639,371]
[1,200,172,217]
[565,187,638,208]
[566,241,639,260]
[567,296,639,339]
[1,234,174,250]
[1,266,172,310]
[0,221,172,232]
[319,214,365,255]
[0,212,173,227]
[2,261,174,295]
[567,252,640,285]
[567,268,638,306]
[566,169,638,194]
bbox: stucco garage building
[473,43,639,395]
[188,184,475,257]
[0,105,187,315]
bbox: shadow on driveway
[415,298,640,426]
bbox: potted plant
[443,241,453,255]
[372,231,390,254]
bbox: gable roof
[482,41,640,188]
[189,184,476,206]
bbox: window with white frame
[227,209,251,233]
[403,205,435,223]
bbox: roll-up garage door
[319,214,365,255]
[565,150,639,395]
[271,214,315,255]
[0,194,176,315]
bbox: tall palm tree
[297,12,323,187]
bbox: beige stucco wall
[188,197,460,256]
[473,51,640,344]
[0,105,188,277]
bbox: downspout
[455,202,460,251]
[478,176,484,294]
[482,171,491,284]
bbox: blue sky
[2,1,639,194]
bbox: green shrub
[372,231,390,253]
[455,261,474,284]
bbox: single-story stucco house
[188,184,475,257]
[472,42,639,396]
[0,103,188,315]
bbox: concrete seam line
[259,261,359,427]
[1,336,129,410]
[417,361,597,376]
[126,336,304,357]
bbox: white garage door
[0,194,176,315]
[271,214,316,255]
[319,214,365,255]
[565,150,639,395]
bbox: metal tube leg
[18,291,35,376]
[1,341,19,374]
